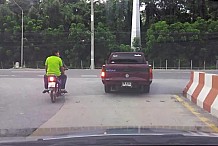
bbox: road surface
[0,69,218,138]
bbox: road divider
[183,71,218,118]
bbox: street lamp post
[90,0,95,69]
[13,0,24,68]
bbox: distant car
[101,52,153,93]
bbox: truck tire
[144,85,150,93]
[141,85,150,93]
[104,85,111,93]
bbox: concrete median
[183,71,218,118]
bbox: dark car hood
[1,127,218,145]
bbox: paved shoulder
[31,93,218,136]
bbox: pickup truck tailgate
[104,64,150,80]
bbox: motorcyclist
[42,49,67,93]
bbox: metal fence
[0,61,95,69]
[1,60,218,70]
[0,61,45,69]
[149,60,218,70]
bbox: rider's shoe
[61,89,68,93]
[42,89,49,93]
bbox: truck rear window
[109,53,146,64]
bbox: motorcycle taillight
[48,76,56,82]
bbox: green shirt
[45,56,63,76]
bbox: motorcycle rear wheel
[50,90,56,103]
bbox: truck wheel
[104,85,111,93]
[144,85,150,93]
[141,85,150,93]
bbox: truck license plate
[122,82,132,87]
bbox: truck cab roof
[108,52,146,64]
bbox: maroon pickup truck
[101,52,152,93]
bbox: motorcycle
[47,75,64,103]
[47,65,68,103]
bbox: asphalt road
[0,69,218,138]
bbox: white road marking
[81,75,98,78]
[0,75,16,77]
[11,70,44,73]
[158,71,190,74]
[37,75,44,77]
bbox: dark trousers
[44,74,67,89]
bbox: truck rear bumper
[102,79,152,87]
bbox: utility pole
[13,0,24,68]
[131,0,141,51]
[90,0,95,69]
[21,10,24,68]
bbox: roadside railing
[1,60,218,70]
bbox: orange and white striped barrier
[183,71,218,118]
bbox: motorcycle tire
[50,90,56,103]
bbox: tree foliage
[0,0,218,68]
[145,18,218,67]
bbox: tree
[95,22,116,66]
[67,22,90,68]
[0,0,6,4]
[39,0,63,28]
[0,0,217,68]
[8,0,33,13]
[105,0,132,44]
[208,0,218,20]
[145,19,218,68]
[28,5,39,19]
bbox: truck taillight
[101,71,105,78]
[101,65,106,78]
[149,68,153,79]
